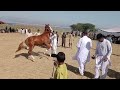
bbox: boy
[52,52,68,79]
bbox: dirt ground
[0,33,120,79]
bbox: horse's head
[44,24,53,33]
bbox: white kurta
[95,39,112,62]
[50,34,57,54]
[34,32,41,36]
[20,29,22,34]
[21,29,25,34]
[74,36,92,63]
[18,29,21,33]
[25,29,28,34]
[95,39,112,79]
[26,32,33,38]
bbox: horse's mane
[36,30,50,38]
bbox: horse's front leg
[44,43,52,57]
[28,45,35,62]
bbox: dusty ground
[0,33,120,79]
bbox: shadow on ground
[66,63,94,79]
[108,69,120,79]
[14,51,41,59]
[66,63,120,79]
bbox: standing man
[34,29,41,36]
[26,29,33,38]
[74,31,92,76]
[93,33,112,79]
[106,35,112,43]
[50,31,58,54]
[25,29,28,34]
[61,32,66,48]
[56,31,59,45]
[21,28,25,34]
[68,32,74,48]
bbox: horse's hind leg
[28,45,35,61]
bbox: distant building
[0,21,5,24]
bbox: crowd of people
[0,27,18,33]
[106,35,120,44]
[18,28,41,38]
[50,31,112,79]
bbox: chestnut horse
[15,24,53,61]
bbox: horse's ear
[48,24,49,26]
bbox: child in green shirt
[52,52,68,79]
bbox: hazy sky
[0,11,120,28]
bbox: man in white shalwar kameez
[25,29,28,34]
[50,31,57,54]
[34,29,41,36]
[26,29,33,38]
[18,29,21,33]
[21,29,25,34]
[94,33,112,79]
[74,31,92,75]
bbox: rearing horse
[16,24,53,61]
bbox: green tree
[76,23,83,31]
[70,24,77,31]
[70,23,96,32]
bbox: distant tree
[70,24,77,31]
[70,23,96,32]
[76,23,83,31]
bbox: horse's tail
[15,41,27,52]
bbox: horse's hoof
[39,57,42,59]
[28,55,35,62]
[28,58,35,62]
[31,59,35,62]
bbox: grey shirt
[95,39,112,58]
